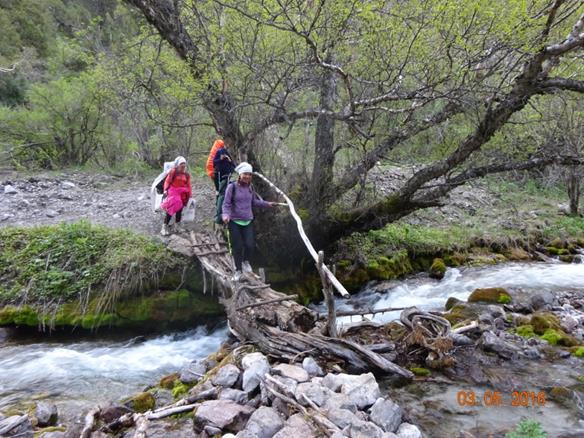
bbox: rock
[396,422,422,438]
[325,408,360,429]
[46,210,59,218]
[35,402,58,427]
[451,334,474,346]
[241,406,285,438]
[1,213,13,221]
[151,388,174,408]
[323,373,380,409]
[444,297,462,311]
[322,392,358,412]
[268,375,298,398]
[179,360,206,384]
[4,185,18,194]
[493,317,506,330]
[194,400,254,433]
[478,313,494,327]
[369,398,402,433]
[223,435,237,438]
[480,331,521,359]
[561,315,578,333]
[204,425,223,436]
[295,381,335,407]
[235,431,259,438]
[524,347,542,359]
[212,364,241,387]
[89,432,109,438]
[530,291,555,311]
[302,357,324,377]
[61,181,76,188]
[142,418,197,437]
[348,419,385,438]
[100,404,134,424]
[467,287,511,304]
[242,353,270,393]
[273,363,309,382]
[219,388,249,405]
[273,413,316,438]
[0,415,33,438]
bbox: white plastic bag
[182,198,196,222]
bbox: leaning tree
[125,0,584,250]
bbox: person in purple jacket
[222,162,276,281]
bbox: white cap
[175,156,187,166]
[235,162,253,174]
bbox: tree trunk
[308,66,337,224]
[567,167,580,215]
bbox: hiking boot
[232,270,243,282]
[242,261,253,273]
[160,224,170,236]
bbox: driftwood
[328,306,408,318]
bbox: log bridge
[162,172,457,379]
[167,229,413,378]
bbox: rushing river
[312,261,584,437]
[1,261,583,435]
[0,324,228,421]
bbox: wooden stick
[318,251,337,338]
[80,407,100,438]
[146,403,199,420]
[236,295,298,311]
[253,172,349,298]
[132,414,149,437]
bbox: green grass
[0,221,184,305]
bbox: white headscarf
[235,162,253,174]
[174,156,187,167]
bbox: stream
[0,324,228,421]
[313,261,584,437]
[1,261,583,436]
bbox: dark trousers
[164,208,182,225]
[228,221,254,271]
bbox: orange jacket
[206,139,224,178]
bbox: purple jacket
[222,182,270,221]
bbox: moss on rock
[429,258,446,280]
[467,287,512,304]
[573,347,584,358]
[541,328,579,347]
[123,392,155,413]
[410,367,431,376]
[444,297,462,311]
[516,325,536,338]
[530,312,561,335]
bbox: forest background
[1,0,583,253]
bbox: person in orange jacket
[206,139,225,191]
[160,156,192,236]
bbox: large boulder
[396,422,422,438]
[212,364,241,388]
[240,406,285,438]
[480,331,521,359]
[35,402,58,427]
[273,363,309,383]
[273,413,316,438]
[295,381,335,407]
[0,415,33,438]
[323,373,381,409]
[219,388,249,405]
[179,360,207,384]
[348,419,386,438]
[302,357,324,377]
[194,399,254,433]
[242,353,270,393]
[369,397,402,433]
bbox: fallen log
[228,284,413,378]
